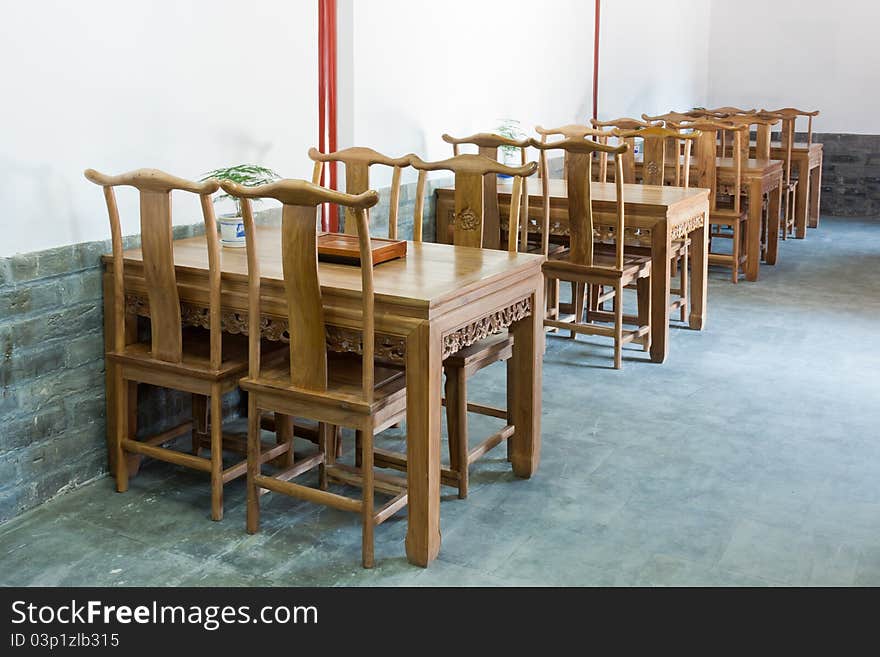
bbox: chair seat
[710,207,748,224]
[241,352,406,414]
[444,331,513,370]
[546,248,652,280]
[109,327,276,381]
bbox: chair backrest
[308,147,410,238]
[410,153,537,251]
[528,137,629,270]
[682,121,748,215]
[84,168,220,366]
[613,126,702,188]
[221,179,380,401]
[716,111,780,162]
[536,124,616,182]
[760,107,820,148]
[441,132,530,249]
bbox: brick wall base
[813,133,880,217]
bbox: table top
[109,227,544,310]
[441,178,710,209]
[749,140,823,154]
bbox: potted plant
[494,118,526,175]
[200,164,280,247]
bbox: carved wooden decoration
[441,298,531,359]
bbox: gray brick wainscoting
[0,182,440,524]
[814,133,880,217]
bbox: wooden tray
[317,232,407,266]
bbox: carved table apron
[436,179,711,364]
[103,236,545,567]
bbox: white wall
[0,0,317,257]
[598,0,710,121]
[707,0,879,134]
[343,0,596,185]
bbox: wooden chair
[308,146,411,238]
[760,108,821,238]
[222,178,407,568]
[535,123,615,182]
[612,126,701,322]
[84,168,288,521]
[440,132,530,249]
[714,112,782,255]
[529,138,652,369]
[683,121,750,282]
[407,153,536,498]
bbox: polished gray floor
[2,216,879,586]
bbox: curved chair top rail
[528,136,629,156]
[441,132,531,149]
[535,123,609,139]
[761,107,820,118]
[612,126,703,140]
[641,110,708,123]
[720,111,782,125]
[84,168,219,194]
[703,106,757,116]
[307,146,411,168]
[590,117,656,130]
[220,178,379,209]
[409,153,537,177]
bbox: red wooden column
[592,0,600,122]
[318,0,338,231]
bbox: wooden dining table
[436,179,711,364]
[102,228,546,567]
[631,155,785,281]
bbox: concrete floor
[2,216,879,586]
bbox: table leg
[404,321,442,567]
[809,159,822,228]
[745,180,763,281]
[509,282,543,477]
[795,157,809,239]
[688,211,708,330]
[765,179,782,266]
[650,221,671,363]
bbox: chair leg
[505,358,514,463]
[192,394,207,457]
[274,413,295,468]
[679,247,688,323]
[613,282,623,369]
[246,394,261,534]
[354,429,363,468]
[114,370,129,493]
[636,275,651,353]
[731,222,740,284]
[318,423,329,490]
[571,282,585,339]
[334,425,343,459]
[444,366,468,499]
[209,383,223,521]
[361,421,375,569]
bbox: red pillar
[318,0,338,231]
[592,0,600,122]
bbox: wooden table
[436,179,710,364]
[632,156,784,281]
[750,141,823,237]
[102,229,545,567]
